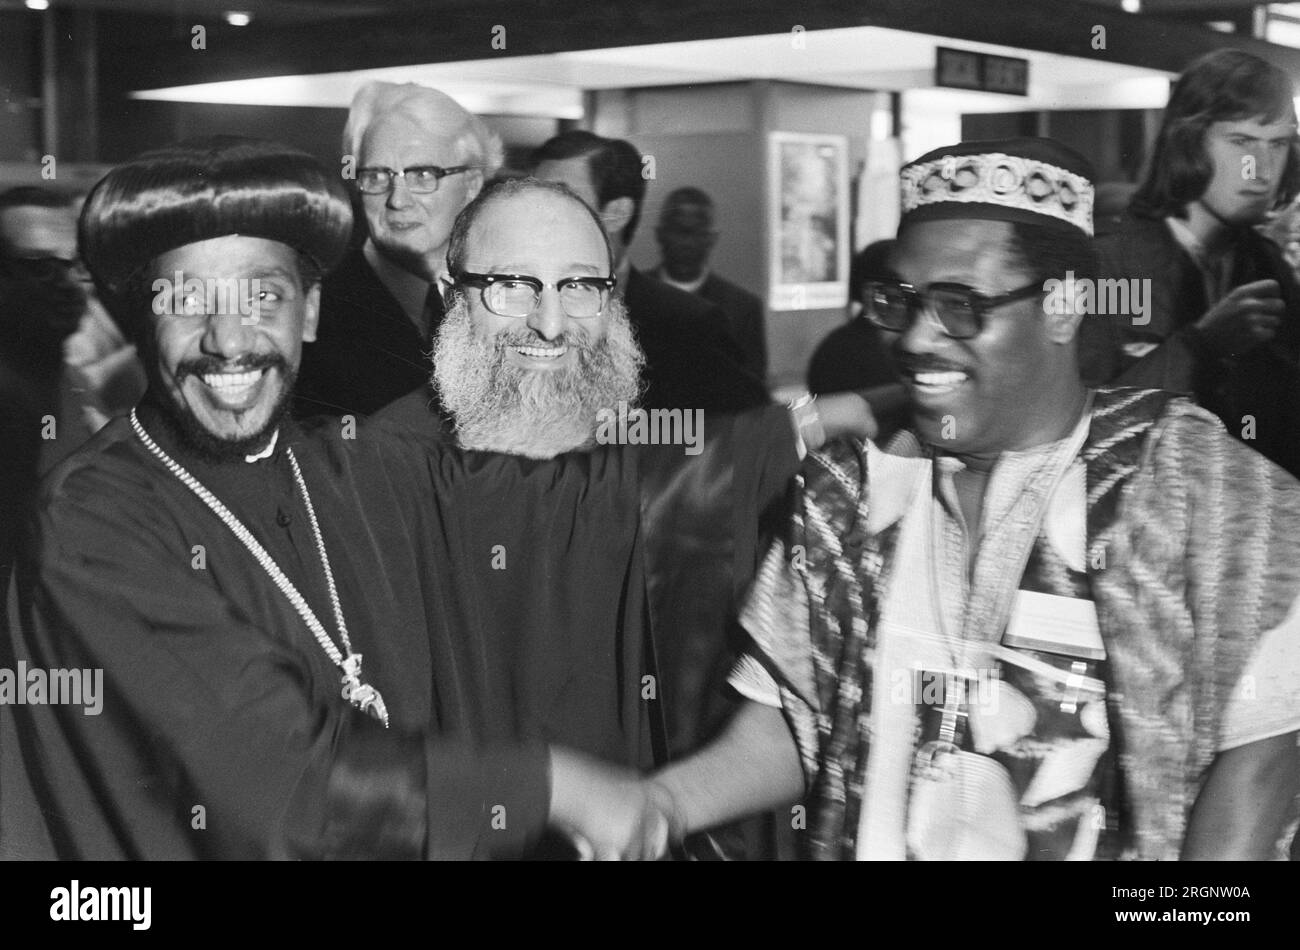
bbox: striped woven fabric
[741,387,1300,860]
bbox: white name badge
[1001,589,1107,661]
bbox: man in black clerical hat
[0,136,667,861]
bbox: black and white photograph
[0,0,1297,933]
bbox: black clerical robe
[1,397,649,860]
[372,389,800,758]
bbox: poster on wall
[767,131,850,311]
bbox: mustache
[175,352,287,381]
[894,353,969,375]
[492,326,597,352]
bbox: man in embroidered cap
[0,137,669,861]
[632,137,1300,861]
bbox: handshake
[543,700,805,859]
[547,748,685,861]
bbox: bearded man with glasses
[294,81,503,419]
[629,138,1300,862]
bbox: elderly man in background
[294,81,502,418]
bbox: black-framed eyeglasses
[355,165,471,195]
[861,278,1046,340]
[1,255,84,281]
[450,270,617,319]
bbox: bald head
[447,177,614,278]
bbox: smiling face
[1198,113,1297,226]
[431,185,643,458]
[461,189,614,373]
[359,112,481,278]
[145,235,319,459]
[887,218,1079,457]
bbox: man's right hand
[547,747,682,860]
[1194,279,1285,355]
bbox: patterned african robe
[740,388,1300,860]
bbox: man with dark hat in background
[0,137,669,861]
[633,137,1300,861]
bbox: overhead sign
[935,47,1029,96]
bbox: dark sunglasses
[861,277,1045,339]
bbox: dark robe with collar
[372,386,800,759]
[1,392,656,860]
[293,247,444,420]
[1092,212,1300,477]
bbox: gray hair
[342,81,504,177]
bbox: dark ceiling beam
[98,0,1300,92]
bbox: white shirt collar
[244,428,279,463]
[656,267,709,295]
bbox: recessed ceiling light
[224,11,252,27]
[1121,0,1141,13]
[25,0,51,11]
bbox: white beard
[431,294,645,459]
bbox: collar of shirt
[133,395,296,489]
[874,395,1094,645]
[1165,215,1234,303]
[655,267,709,295]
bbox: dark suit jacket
[624,268,768,412]
[293,248,442,420]
[1094,212,1300,477]
[694,272,768,382]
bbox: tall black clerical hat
[79,135,353,298]
[899,137,1095,237]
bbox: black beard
[146,354,295,465]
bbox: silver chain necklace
[129,409,389,727]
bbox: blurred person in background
[1092,49,1300,477]
[807,238,908,442]
[294,82,502,418]
[0,186,144,590]
[654,186,767,381]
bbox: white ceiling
[131,24,1176,118]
